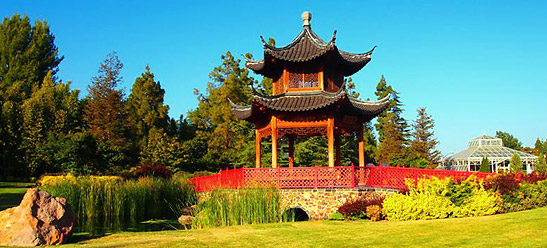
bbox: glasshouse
[442,135,537,173]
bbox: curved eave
[338,46,376,76]
[347,93,391,118]
[260,27,336,63]
[228,99,253,120]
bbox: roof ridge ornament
[302,11,312,27]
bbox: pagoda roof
[229,88,390,122]
[246,16,375,77]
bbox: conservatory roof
[447,135,537,161]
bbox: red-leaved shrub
[483,173,520,195]
[522,172,547,184]
[337,192,385,220]
[136,163,173,179]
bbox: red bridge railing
[190,166,492,192]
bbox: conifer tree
[374,75,409,165]
[187,51,255,167]
[126,65,169,148]
[84,52,131,171]
[535,153,547,173]
[510,153,523,173]
[411,107,441,164]
[479,156,491,172]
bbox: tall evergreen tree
[187,51,255,168]
[126,65,169,148]
[84,52,131,172]
[374,75,409,165]
[535,138,546,155]
[0,15,63,179]
[410,107,441,164]
[495,131,522,150]
[479,156,491,172]
[535,153,547,173]
[510,153,523,173]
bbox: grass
[65,206,547,247]
[0,182,34,211]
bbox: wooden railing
[190,166,492,192]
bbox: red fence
[190,166,492,192]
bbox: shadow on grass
[0,192,26,211]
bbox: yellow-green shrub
[383,176,502,221]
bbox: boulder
[0,188,77,246]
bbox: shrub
[328,212,345,221]
[483,173,520,195]
[383,176,501,221]
[522,171,547,184]
[365,205,382,221]
[337,192,385,220]
[135,163,173,178]
[519,180,547,210]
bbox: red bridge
[190,166,492,192]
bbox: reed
[41,176,197,235]
[192,186,292,229]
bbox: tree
[0,14,63,180]
[410,107,441,165]
[187,51,255,168]
[479,156,491,173]
[140,128,184,169]
[535,153,547,173]
[84,52,132,172]
[495,131,522,150]
[510,153,523,173]
[374,75,410,165]
[126,65,169,148]
[535,138,546,155]
[20,71,82,177]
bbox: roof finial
[302,11,312,27]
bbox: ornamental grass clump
[40,175,196,235]
[192,186,289,229]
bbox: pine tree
[535,153,547,173]
[187,51,255,167]
[126,65,169,148]
[411,107,441,164]
[479,156,491,172]
[374,75,409,165]
[84,52,131,172]
[510,153,523,173]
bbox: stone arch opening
[285,207,310,221]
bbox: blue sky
[3,0,547,156]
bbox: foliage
[365,205,382,221]
[535,153,547,173]
[0,14,64,180]
[374,75,410,165]
[336,192,385,220]
[495,131,523,150]
[479,156,491,173]
[519,180,547,210]
[410,107,441,164]
[126,66,169,148]
[382,177,501,221]
[134,163,173,179]
[187,51,256,169]
[192,187,289,228]
[140,128,184,169]
[84,52,134,173]
[510,153,523,173]
[41,176,196,235]
[327,212,345,221]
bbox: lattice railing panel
[192,166,494,192]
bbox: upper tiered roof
[246,12,376,78]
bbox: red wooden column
[334,128,341,166]
[255,129,261,168]
[288,135,294,168]
[358,124,365,167]
[271,116,278,168]
[327,117,335,167]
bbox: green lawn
[0,182,34,211]
[66,207,547,248]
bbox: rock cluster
[0,188,77,246]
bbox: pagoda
[230,12,390,168]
